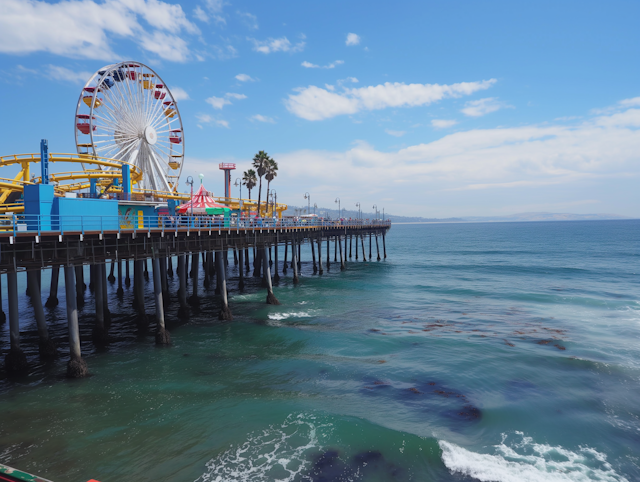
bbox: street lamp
[270,190,277,217]
[335,197,341,219]
[355,202,361,222]
[186,176,194,217]
[234,178,242,212]
[304,192,310,214]
[382,207,385,221]
[372,204,377,221]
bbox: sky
[0,0,639,217]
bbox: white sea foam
[439,432,628,482]
[195,413,330,482]
[268,312,313,321]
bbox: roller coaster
[0,61,286,217]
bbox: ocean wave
[195,414,329,482]
[268,312,314,321]
[439,432,628,482]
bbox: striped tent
[177,184,227,214]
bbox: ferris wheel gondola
[74,61,185,193]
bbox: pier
[0,214,390,377]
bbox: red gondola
[154,84,166,100]
[76,114,96,135]
[169,129,182,144]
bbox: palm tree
[242,169,257,200]
[264,157,278,216]
[252,150,270,216]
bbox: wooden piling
[75,265,84,306]
[339,235,345,270]
[177,254,189,319]
[28,270,56,358]
[116,260,124,296]
[93,263,108,345]
[273,236,280,282]
[108,260,116,283]
[311,236,317,273]
[292,237,299,284]
[64,265,88,378]
[317,236,323,274]
[152,257,171,345]
[361,235,367,261]
[0,274,5,323]
[383,233,387,259]
[189,253,199,305]
[263,245,280,305]
[375,234,381,261]
[238,247,245,289]
[45,265,60,307]
[216,251,232,320]
[5,271,27,372]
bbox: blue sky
[1,0,639,217]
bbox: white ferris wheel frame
[74,61,185,193]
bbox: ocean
[0,220,638,481]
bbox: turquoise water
[0,220,639,481]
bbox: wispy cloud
[285,79,497,121]
[385,129,406,137]
[461,97,511,117]
[346,33,360,46]
[196,113,229,128]
[237,11,258,29]
[250,114,276,123]
[235,73,255,82]
[301,60,344,69]
[248,36,305,54]
[431,119,457,129]
[206,92,247,109]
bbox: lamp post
[335,197,341,220]
[355,202,361,222]
[372,204,377,221]
[271,190,277,217]
[304,192,310,214]
[186,176,194,217]
[234,178,242,213]
[313,203,317,215]
[382,208,385,221]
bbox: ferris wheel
[74,61,184,193]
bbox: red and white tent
[177,184,227,214]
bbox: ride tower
[219,163,236,199]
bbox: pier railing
[0,214,391,238]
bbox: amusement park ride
[0,61,286,221]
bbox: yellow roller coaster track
[0,153,288,215]
[0,153,190,213]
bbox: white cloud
[461,97,511,117]
[235,73,255,82]
[248,36,305,54]
[431,119,458,129]
[45,65,94,84]
[196,113,229,128]
[302,60,344,69]
[619,97,640,107]
[237,11,258,29]
[385,129,406,137]
[182,102,640,217]
[0,0,198,61]
[250,114,276,123]
[205,92,247,109]
[193,6,208,22]
[346,33,360,46]
[285,79,497,121]
[170,87,190,101]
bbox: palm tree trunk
[257,177,263,217]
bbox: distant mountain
[462,212,631,222]
[283,206,632,224]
